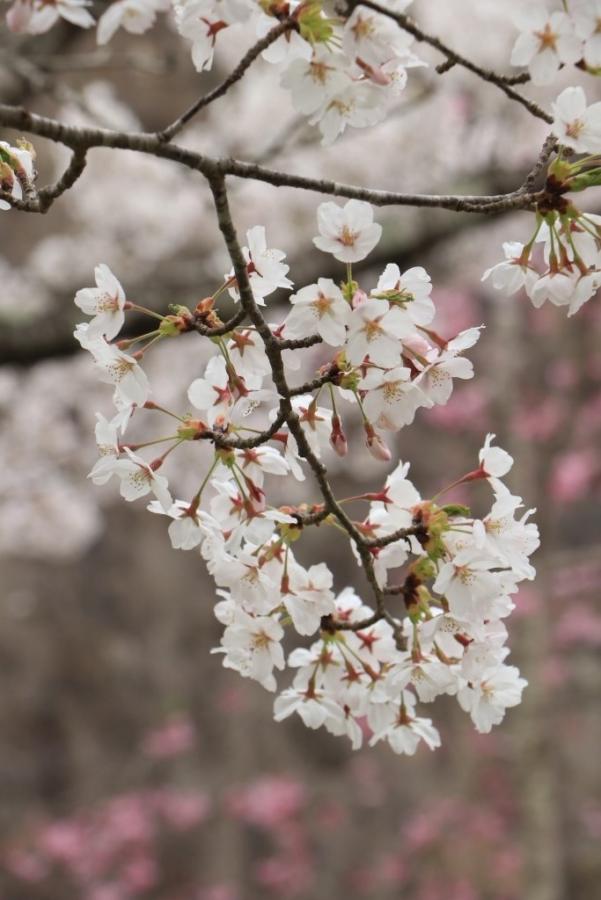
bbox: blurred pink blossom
[549,449,599,502]
[141,713,196,759]
[226,776,305,829]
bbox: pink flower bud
[402,335,431,357]
[364,423,391,462]
[330,415,348,457]
[351,288,369,309]
[6,0,33,33]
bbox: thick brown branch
[0,104,540,215]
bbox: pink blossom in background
[554,604,601,647]
[511,397,564,442]
[225,776,305,829]
[141,713,196,759]
[541,656,568,687]
[216,685,249,713]
[549,449,599,502]
[121,853,158,893]
[4,848,47,882]
[574,391,601,439]
[152,788,210,830]
[512,587,543,619]
[196,884,240,900]
[425,383,489,432]
[546,359,578,389]
[431,287,479,334]
[581,804,601,839]
[254,853,313,897]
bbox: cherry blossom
[510,5,581,85]
[97,0,169,45]
[283,278,351,346]
[313,200,382,263]
[74,264,127,341]
[6,0,94,34]
[551,86,601,154]
[227,225,292,305]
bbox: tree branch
[0,104,541,215]
[157,19,297,143]
[344,0,552,124]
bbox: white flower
[188,355,233,426]
[226,329,270,389]
[360,366,427,430]
[88,413,120,485]
[372,264,435,326]
[479,433,514,483]
[148,499,219,550]
[281,48,351,116]
[473,494,539,579]
[433,554,502,621]
[284,561,336,635]
[528,269,577,309]
[255,7,312,65]
[97,0,168,45]
[284,278,351,346]
[551,86,601,153]
[313,199,382,263]
[414,328,480,406]
[510,6,582,85]
[74,264,126,340]
[457,665,527,733]
[387,654,458,703]
[274,687,345,730]
[211,544,283,615]
[346,299,412,367]
[572,0,601,68]
[343,6,421,69]
[482,242,539,295]
[175,0,250,71]
[311,80,386,145]
[291,394,332,458]
[101,448,172,510]
[6,0,94,34]
[369,698,441,755]
[233,446,289,486]
[227,225,292,305]
[216,610,285,692]
[90,341,149,408]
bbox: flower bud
[364,422,391,462]
[330,415,348,457]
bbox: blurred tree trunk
[491,293,564,900]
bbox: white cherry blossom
[74,264,126,341]
[313,199,382,263]
[551,86,601,153]
[510,5,582,85]
[284,277,351,346]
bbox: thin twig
[157,19,297,143]
[344,0,551,124]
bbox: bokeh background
[1,2,600,898]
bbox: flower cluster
[0,138,35,211]
[70,197,539,755]
[510,0,601,84]
[173,0,425,143]
[4,0,169,41]
[484,86,601,315]
[3,0,424,146]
